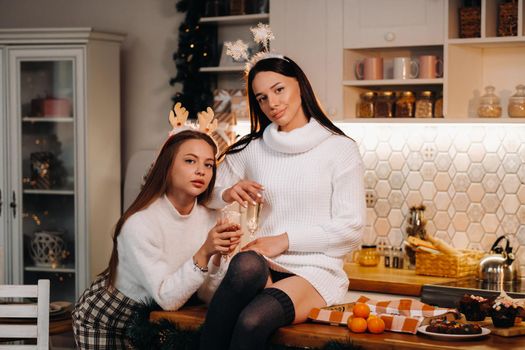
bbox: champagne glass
[219,208,241,261]
[246,202,262,241]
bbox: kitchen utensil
[478,235,521,284]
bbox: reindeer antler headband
[224,23,286,74]
[168,102,218,136]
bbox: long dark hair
[221,56,346,158]
[105,130,218,287]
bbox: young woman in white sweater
[72,130,241,349]
[199,56,366,350]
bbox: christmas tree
[170,0,216,117]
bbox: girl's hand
[223,180,264,207]
[195,219,242,265]
[241,233,289,258]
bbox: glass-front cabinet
[11,51,79,302]
[0,29,124,302]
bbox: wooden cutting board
[467,318,525,337]
[344,263,457,296]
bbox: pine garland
[170,0,216,118]
[127,299,362,350]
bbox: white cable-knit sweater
[209,118,366,305]
[115,195,226,310]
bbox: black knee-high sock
[199,251,269,350]
[228,288,295,350]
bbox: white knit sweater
[115,195,226,310]
[209,118,366,305]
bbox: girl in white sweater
[72,130,241,349]
[199,56,366,350]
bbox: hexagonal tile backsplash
[338,122,525,277]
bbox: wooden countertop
[344,263,457,296]
[151,306,524,350]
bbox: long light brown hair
[105,130,218,287]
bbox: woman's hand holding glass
[222,180,264,207]
[197,219,242,267]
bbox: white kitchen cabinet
[0,28,124,302]
[0,48,6,285]
[343,0,445,49]
[342,0,525,119]
[270,0,343,119]
[445,0,525,118]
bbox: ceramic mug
[419,55,443,79]
[355,57,383,80]
[393,57,419,79]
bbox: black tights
[199,251,295,350]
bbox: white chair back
[0,280,50,349]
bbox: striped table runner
[308,295,459,334]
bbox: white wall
[0,0,184,170]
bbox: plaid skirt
[72,272,139,349]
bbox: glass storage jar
[415,90,434,118]
[434,93,443,118]
[354,245,379,267]
[374,91,395,118]
[508,84,525,117]
[478,85,502,118]
[395,91,415,117]
[356,91,375,118]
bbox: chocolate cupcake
[490,301,520,328]
[458,294,490,321]
[490,292,524,328]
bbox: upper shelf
[340,117,525,124]
[200,65,244,73]
[343,78,444,87]
[199,13,269,25]
[23,117,73,123]
[447,36,525,48]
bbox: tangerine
[352,302,370,319]
[367,317,386,334]
[348,317,368,333]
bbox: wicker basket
[415,250,485,278]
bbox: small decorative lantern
[29,231,66,268]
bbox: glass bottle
[415,91,434,118]
[434,93,443,118]
[392,247,404,269]
[384,245,392,268]
[377,238,386,266]
[356,91,375,118]
[508,84,525,118]
[395,91,415,117]
[478,85,502,118]
[374,91,395,118]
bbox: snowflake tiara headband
[224,23,287,73]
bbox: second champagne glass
[246,202,262,241]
